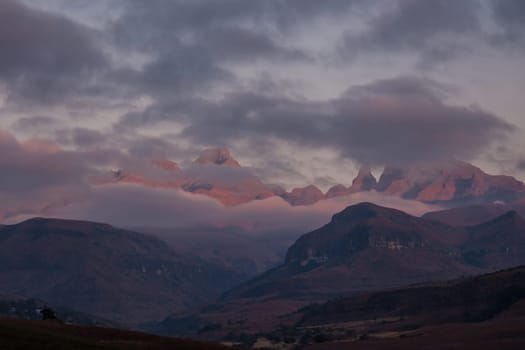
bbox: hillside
[0,218,245,325]
[0,318,231,350]
[153,203,525,343]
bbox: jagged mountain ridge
[102,148,525,207]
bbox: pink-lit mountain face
[102,148,525,208]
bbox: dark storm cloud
[113,0,357,51]
[0,130,86,192]
[119,76,513,166]
[490,0,525,48]
[10,116,60,132]
[54,128,107,148]
[107,0,360,101]
[339,0,482,64]
[332,77,514,165]
[0,0,109,104]
[518,160,525,171]
[117,47,235,99]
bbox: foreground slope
[0,318,231,350]
[0,218,245,325]
[297,266,525,349]
[156,266,525,349]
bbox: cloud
[112,0,357,53]
[0,0,109,104]
[10,116,60,132]
[0,129,90,220]
[46,183,441,235]
[119,76,513,167]
[0,129,441,234]
[490,0,525,48]
[339,0,482,65]
[116,47,235,100]
[54,128,107,148]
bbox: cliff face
[281,185,325,206]
[376,161,525,204]
[222,202,525,302]
[102,152,525,207]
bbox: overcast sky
[1,0,525,191]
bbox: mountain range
[0,218,247,325]
[3,197,525,346]
[102,147,525,207]
[221,203,525,302]
[154,202,525,342]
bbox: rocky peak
[331,202,405,224]
[350,166,377,191]
[325,184,350,199]
[376,167,407,192]
[282,185,325,206]
[375,161,525,204]
[194,148,241,167]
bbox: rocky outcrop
[194,147,241,167]
[282,185,325,206]
[349,166,377,191]
[222,202,525,302]
[377,161,525,204]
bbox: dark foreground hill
[294,265,525,349]
[0,318,231,350]
[0,294,115,327]
[159,266,525,348]
[0,218,246,325]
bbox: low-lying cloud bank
[0,127,440,235]
[5,182,441,236]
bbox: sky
[0,0,524,227]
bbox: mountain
[423,203,513,226]
[376,161,525,204]
[181,165,276,206]
[108,148,277,206]
[151,204,525,343]
[422,198,525,227]
[281,185,325,206]
[213,204,525,317]
[194,147,241,167]
[222,203,478,302]
[154,254,525,347]
[299,265,525,328]
[102,150,525,208]
[326,167,377,198]
[0,218,246,325]
[287,266,525,349]
[462,211,525,269]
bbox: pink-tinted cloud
[45,184,441,236]
[0,128,441,235]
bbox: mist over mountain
[2,1,525,348]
